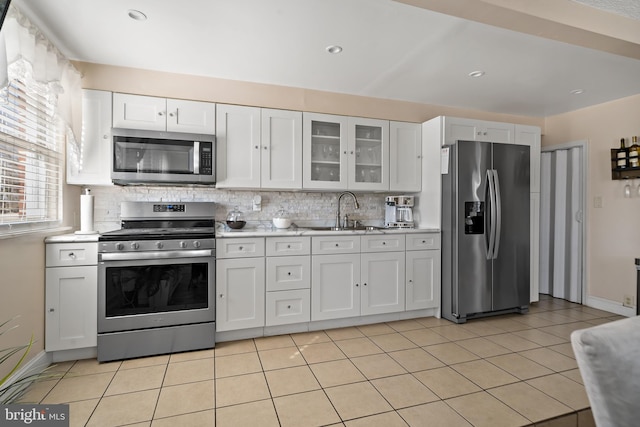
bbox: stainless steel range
[97,201,216,362]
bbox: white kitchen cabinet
[303,112,349,190]
[348,117,390,191]
[113,93,215,134]
[516,124,542,193]
[361,251,405,315]
[261,108,303,189]
[265,236,311,326]
[45,242,98,352]
[216,257,265,332]
[406,249,440,311]
[216,105,302,189]
[311,253,361,321]
[405,232,440,311]
[216,237,265,259]
[442,116,514,145]
[302,113,389,191]
[390,121,422,192]
[216,104,261,188]
[67,89,113,186]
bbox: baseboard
[586,295,636,317]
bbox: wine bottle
[630,136,640,168]
[617,138,628,169]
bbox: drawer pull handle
[382,242,386,245]
[239,246,243,251]
[355,283,359,287]
[422,240,426,244]
[287,272,291,276]
[363,283,367,286]
[408,279,413,284]
[219,294,224,298]
[68,252,76,259]
[287,305,291,309]
[335,243,339,247]
[287,244,291,249]
[49,308,55,312]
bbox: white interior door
[539,142,585,303]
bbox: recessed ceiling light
[128,9,147,21]
[570,89,585,95]
[468,70,485,78]
[326,45,343,54]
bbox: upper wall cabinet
[216,104,302,190]
[113,93,215,134]
[67,89,113,186]
[390,121,422,192]
[302,113,390,191]
[442,117,514,145]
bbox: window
[0,65,64,232]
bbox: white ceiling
[14,0,640,118]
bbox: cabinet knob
[287,245,291,249]
[382,241,386,245]
[287,305,291,309]
[350,151,354,155]
[263,146,268,150]
[158,111,164,116]
[49,308,55,312]
[335,243,339,247]
[169,112,175,117]
[239,246,243,251]
[103,134,109,139]
[355,283,359,287]
[219,293,224,298]
[68,252,76,259]
[343,150,347,154]
[422,240,426,244]
[408,279,413,284]
[363,283,367,286]
[417,155,421,159]
[255,145,259,149]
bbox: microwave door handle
[193,141,200,174]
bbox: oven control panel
[153,204,185,213]
[99,238,216,253]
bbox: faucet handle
[342,213,349,228]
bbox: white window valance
[0,4,81,128]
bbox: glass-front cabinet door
[347,117,389,191]
[303,113,348,189]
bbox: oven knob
[115,243,124,251]
[193,241,201,248]
[179,241,187,249]
[156,241,164,249]
[130,242,139,250]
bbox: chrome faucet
[336,191,360,229]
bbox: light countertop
[216,222,440,238]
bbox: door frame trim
[541,139,588,304]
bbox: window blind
[0,77,63,230]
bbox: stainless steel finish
[335,191,360,229]
[194,140,200,174]
[99,249,214,262]
[120,201,216,220]
[442,140,530,324]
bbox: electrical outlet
[623,295,635,308]
[594,196,603,208]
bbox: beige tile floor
[20,295,622,427]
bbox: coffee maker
[384,195,414,228]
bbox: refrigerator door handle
[492,169,502,259]
[486,169,496,260]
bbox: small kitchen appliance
[97,201,216,362]
[384,195,414,228]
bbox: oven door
[98,250,215,333]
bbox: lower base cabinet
[265,289,310,326]
[45,266,98,351]
[361,252,405,315]
[216,258,265,332]
[406,250,441,310]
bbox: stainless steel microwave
[111,128,215,185]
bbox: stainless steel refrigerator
[441,140,530,324]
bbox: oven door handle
[99,249,214,262]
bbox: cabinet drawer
[312,235,360,255]
[266,236,310,256]
[266,256,310,291]
[216,238,265,258]
[46,243,97,267]
[406,233,441,251]
[361,234,405,252]
[265,289,310,326]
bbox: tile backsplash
[87,186,389,232]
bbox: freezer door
[454,140,493,318]
[492,143,530,311]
